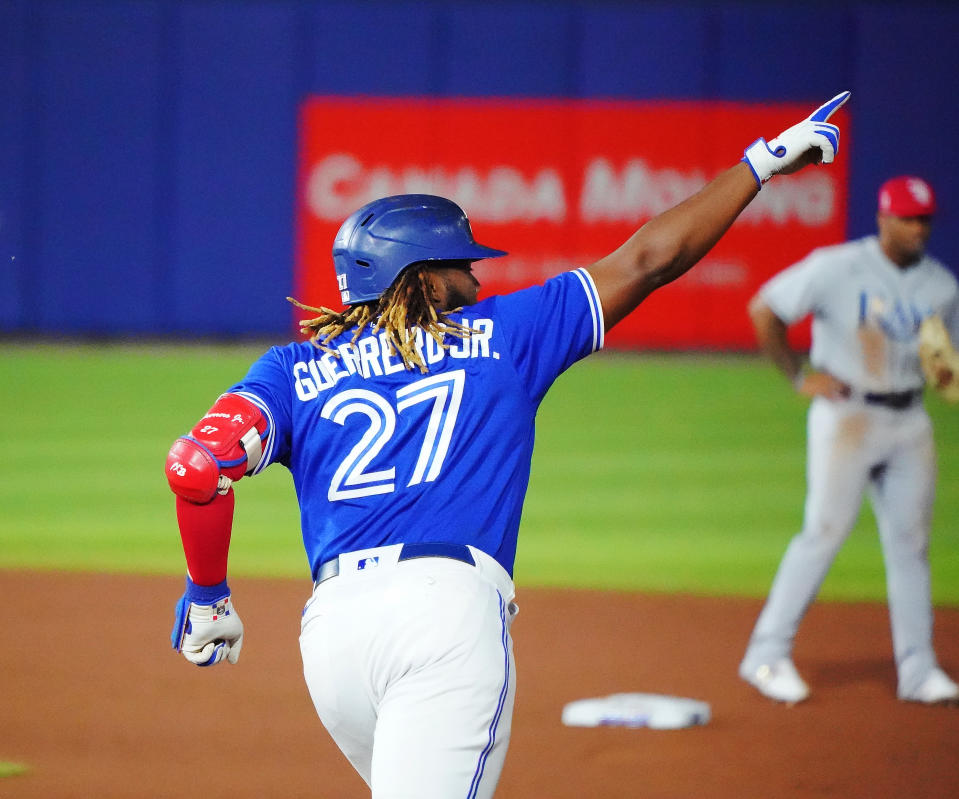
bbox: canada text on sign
[295,98,848,349]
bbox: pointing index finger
[809,91,851,122]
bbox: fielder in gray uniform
[740,175,959,705]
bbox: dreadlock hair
[287,262,474,374]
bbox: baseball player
[739,175,959,705]
[166,92,849,797]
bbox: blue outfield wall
[1,0,957,339]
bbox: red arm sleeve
[176,491,234,585]
[167,393,268,585]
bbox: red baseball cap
[878,176,937,217]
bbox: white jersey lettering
[337,342,362,376]
[307,358,332,393]
[321,352,351,386]
[292,318,500,401]
[379,332,407,375]
[470,318,494,358]
[357,336,384,378]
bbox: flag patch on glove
[212,598,230,620]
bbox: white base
[561,692,711,730]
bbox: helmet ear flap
[332,194,507,305]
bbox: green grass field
[2,342,957,604]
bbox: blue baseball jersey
[229,268,604,579]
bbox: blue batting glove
[742,91,850,187]
[171,577,244,667]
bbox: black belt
[863,389,921,410]
[314,542,476,585]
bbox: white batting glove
[171,577,244,667]
[742,91,850,188]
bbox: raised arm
[587,92,849,332]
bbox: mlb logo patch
[357,557,380,571]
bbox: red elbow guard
[167,437,220,504]
[166,393,269,504]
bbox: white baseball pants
[743,395,941,695]
[300,545,517,798]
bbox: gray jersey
[760,235,959,393]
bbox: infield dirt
[2,571,957,798]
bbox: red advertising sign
[295,97,849,350]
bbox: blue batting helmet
[332,194,508,305]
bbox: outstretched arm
[588,162,758,330]
[587,92,849,332]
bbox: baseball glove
[919,315,959,403]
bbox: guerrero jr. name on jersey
[293,318,497,401]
